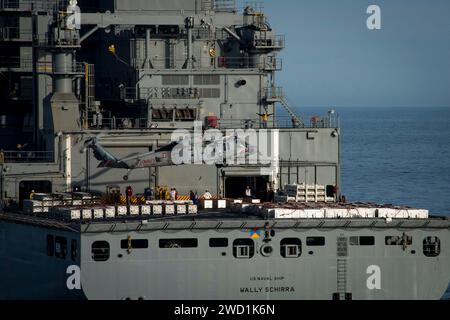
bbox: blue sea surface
[300,106,450,299]
[300,106,450,216]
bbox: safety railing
[0,57,85,73]
[133,56,282,71]
[213,0,237,12]
[241,1,264,13]
[263,87,284,101]
[77,114,339,131]
[218,115,339,129]
[0,0,55,11]
[0,27,32,41]
[81,117,155,130]
[254,34,285,49]
[0,151,54,163]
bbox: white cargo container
[23,200,43,213]
[129,205,140,216]
[204,200,213,209]
[165,204,175,215]
[82,209,92,220]
[91,208,104,219]
[116,206,127,216]
[104,207,116,218]
[32,193,52,201]
[188,204,198,215]
[56,208,81,221]
[140,205,151,215]
[176,204,187,215]
[153,205,163,215]
[217,200,227,209]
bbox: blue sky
[263,0,450,107]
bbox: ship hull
[1,215,449,300]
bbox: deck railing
[0,151,54,163]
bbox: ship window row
[46,235,78,261]
[90,235,442,262]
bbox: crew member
[256,111,273,129]
[170,188,177,201]
[245,186,252,201]
[203,190,212,200]
[126,186,133,205]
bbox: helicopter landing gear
[123,170,131,181]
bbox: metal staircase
[279,97,304,127]
[264,87,304,127]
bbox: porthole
[261,244,273,257]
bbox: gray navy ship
[0,0,449,300]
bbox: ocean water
[301,106,450,216]
[301,106,450,299]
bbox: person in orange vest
[256,111,273,129]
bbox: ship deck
[1,211,450,233]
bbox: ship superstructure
[0,1,449,301]
[0,0,339,201]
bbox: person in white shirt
[203,190,212,200]
[169,188,177,201]
[245,186,252,200]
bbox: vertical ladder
[85,64,95,111]
[336,259,347,300]
[169,40,176,69]
[335,236,349,300]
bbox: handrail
[79,114,339,131]
[0,151,54,163]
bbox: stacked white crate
[51,207,81,221]
[165,203,175,215]
[81,209,93,220]
[140,205,152,216]
[129,205,140,216]
[92,208,105,219]
[273,195,296,203]
[116,206,127,217]
[284,184,329,203]
[23,200,45,214]
[176,203,187,215]
[188,204,198,215]
[217,200,227,209]
[104,206,116,218]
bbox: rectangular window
[350,236,375,246]
[360,236,375,246]
[121,239,149,249]
[306,237,325,246]
[159,239,198,249]
[209,238,228,248]
[55,236,67,259]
